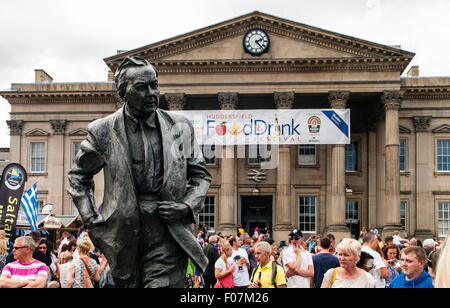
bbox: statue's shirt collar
[124,105,157,132]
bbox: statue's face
[123,65,159,119]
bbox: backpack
[250,261,279,288]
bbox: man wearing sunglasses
[281,229,314,288]
[0,236,48,288]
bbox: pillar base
[414,229,435,241]
[324,224,351,244]
[216,225,237,237]
[382,224,405,238]
[273,224,293,245]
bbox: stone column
[367,117,377,229]
[49,120,67,215]
[7,120,23,165]
[376,111,386,230]
[165,93,187,111]
[273,92,294,243]
[413,116,435,239]
[381,91,404,236]
[326,91,350,241]
[217,92,238,235]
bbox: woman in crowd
[435,231,450,288]
[382,244,402,287]
[38,239,59,281]
[66,240,101,288]
[214,243,235,288]
[321,238,375,288]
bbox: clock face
[243,29,270,56]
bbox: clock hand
[256,38,264,48]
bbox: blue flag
[20,183,38,231]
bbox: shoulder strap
[331,267,337,287]
[81,258,95,286]
[272,261,278,288]
[250,267,257,282]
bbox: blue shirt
[389,270,434,288]
[312,253,340,288]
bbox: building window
[438,202,450,237]
[437,140,450,171]
[345,141,358,171]
[37,200,45,214]
[201,144,216,165]
[299,196,316,232]
[345,201,359,221]
[400,139,406,172]
[248,144,267,165]
[73,141,81,160]
[400,201,407,231]
[199,196,215,231]
[298,145,316,165]
[30,142,45,172]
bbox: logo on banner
[308,116,321,133]
[5,167,25,190]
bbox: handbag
[214,265,234,288]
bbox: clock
[243,28,270,56]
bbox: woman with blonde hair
[66,240,101,288]
[321,238,375,288]
[435,231,450,288]
[214,243,235,288]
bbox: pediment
[104,11,414,73]
[25,128,50,136]
[432,124,450,133]
[68,128,88,136]
[399,125,412,134]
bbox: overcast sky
[0,0,449,148]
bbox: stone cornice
[402,86,450,100]
[151,57,410,74]
[104,11,413,72]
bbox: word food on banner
[172,109,350,145]
[0,163,28,239]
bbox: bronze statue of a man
[68,56,212,288]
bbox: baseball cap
[289,229,303,238]
[423,239,436,249]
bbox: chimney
[407,66,419,77]
[35,69,53,83]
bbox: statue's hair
[114,56,158,98]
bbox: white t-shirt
[393,235,404,245]
[228,248,250,287]
[361,245,386,288]
[282,245,313,288]
[215,258,227,271]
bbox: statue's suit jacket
[68,107,212,281]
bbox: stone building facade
[2,12,450,243]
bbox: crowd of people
[1,224,449,288]
[0,227,113,288]
[191,224,450,288]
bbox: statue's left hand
[157,201,189,223]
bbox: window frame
[28,140,47,173]
[345,140,360,172]
[400,200,408,231]
[435,138,450,172]
[298,144,317,166]
[198,195,216,232]
[298,195,317,233]
[399,138,408,173]
[247,144,270,166]
[437,200,450,238]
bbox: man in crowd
[0,236,48,288]
[249,241,286,288]
[312,236,340,288]
[361,232,389,288]
[240,232,257,275]
[228,235,250,288]
[282,229,314,288]
[389,246,434,288]
[202,235,219,288]
[326,233,338,256]
[369,225,379,237]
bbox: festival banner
[173,109,350,145]
[0,163,27,239]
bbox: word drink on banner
[0,163,28,239]
[172,109,350,145]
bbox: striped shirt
[1,260,48,281]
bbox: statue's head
[114,56,160,119]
